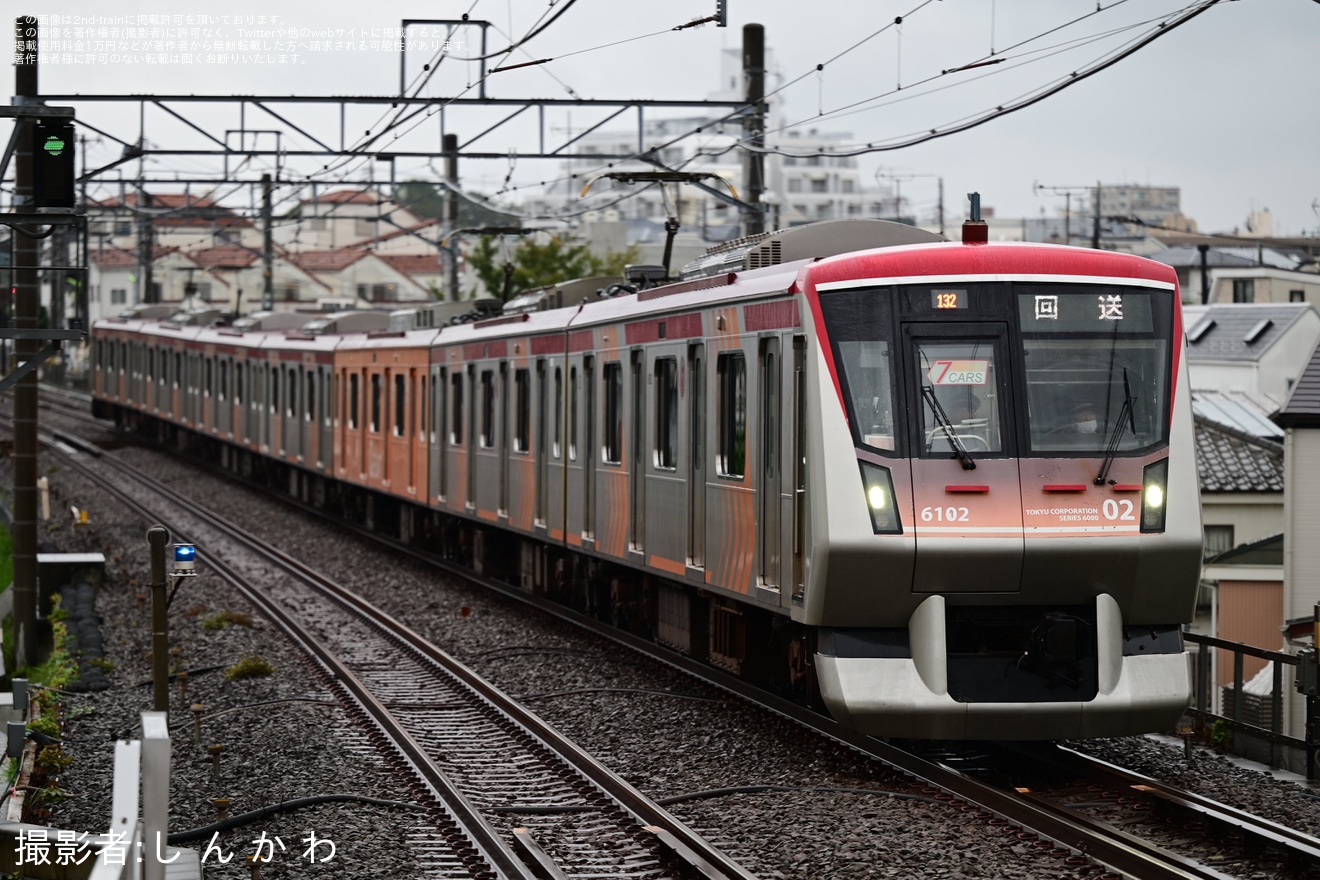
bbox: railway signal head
[172,543,197,578]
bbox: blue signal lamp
[172,543,197,578]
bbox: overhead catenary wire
[67,1,1233,242]
[434,0,1219,216]
[692,0,1223,162]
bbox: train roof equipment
[503,276,620,315]
[679,218,945,280]
[299,310,391,337]
[230,311,314,332]
[388,300,500,332]
[115,304,176,320]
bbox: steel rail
[45,436,537,880]
[1053,744,1320,867]
[43,423,759,880]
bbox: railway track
[20,385,1320,879]
[36,414,759,880]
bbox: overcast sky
[16,0,1320,236]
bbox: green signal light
[43,135,66,157]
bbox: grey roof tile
[1184,303,1313,363]
[1276,339,1320,426]
[1194,416,1284,493]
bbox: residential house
[1202,534,1283,689]
[1150,246,1320,306]
[1183,303,1320,408]
[288,249,439,306]
[1271,337,1320,742]
[1196,417,1285,559]
[278,188,424,252]
[90,191,259,253]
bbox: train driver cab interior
[917,342,1002,456]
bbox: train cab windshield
[819,282,1173,458]
[1016,284,1171,456]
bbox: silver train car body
[90,220,1201,739]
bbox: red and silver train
[91,218,1201,739]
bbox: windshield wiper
[922,385,976,470]
[1095,369,1138,485]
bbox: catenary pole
[742,24,766,237]
[12,15,39,669]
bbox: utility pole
[1198,243,1211,304]
[444,133,460,301]
[261,173,274,311]
[937,177,945,237]
[1035,182,1100,247]
[12,14,39,668]
[1092,180,1102,250]
[139,188,155,302]
[742,24,766,237]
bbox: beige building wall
[1284,429,1320,622]
[1200,493,1284,551]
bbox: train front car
[802,240,1200,740]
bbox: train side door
[629,349,645,552]
[687,343,705,569]
[583,355,596,541]
[535,359,548,528]
[902,322,1024,594]
[759,336,781,590]
[791,335,806,602]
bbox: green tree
[468,235,639,301]
[395,180,521,228]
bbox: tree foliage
[467,235,639,300]
[394,180,520,228]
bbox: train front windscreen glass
[819,282,1174,457]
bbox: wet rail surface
[36,416,759,880]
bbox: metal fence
[1183,632,1319,777]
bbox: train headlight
[859,462,902,534]
[1140,459,1168,533]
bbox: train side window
[271,368,280,414]
[716,351,747,478]
[655,357,678,470]
[307,372,316,421]
[433,370,443,442]
[514,368,531,453]
[174,352,182,388]
[235,363,244,405]
[450,371,464,445]
[568,366,578,461]
[287,368,298,418]
[553,366,563,459]
[349,373,360,429]
[394,373,406,436]
[371,374,382,433]
[603,361,623,465]
[480,369,495,448]
[419,375,427,440]
[204,360,212,397]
